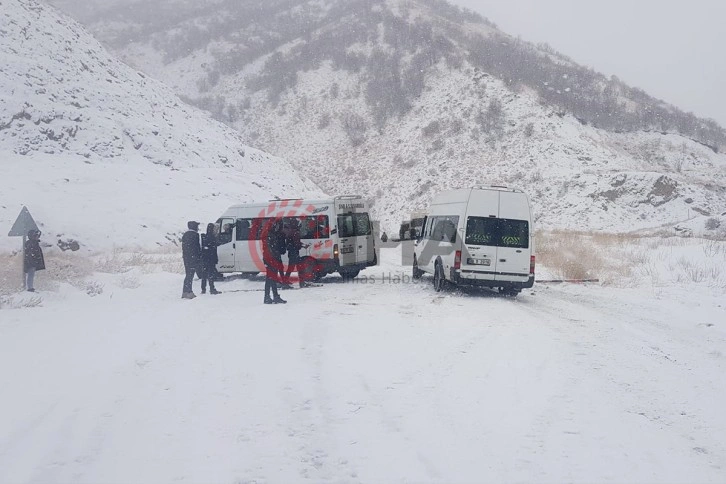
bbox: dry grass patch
[537,231,726,289]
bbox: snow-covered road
[1,250,725,483]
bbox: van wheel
[500,287,521,297]
[412,256,423,280]
[433,262,446,292]
[339,269,360,280]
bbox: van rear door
[461,188,499,278]
[495,192,531,280]
[337,212,373,266]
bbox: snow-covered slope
[55,0,726,235]
[241,65,726,235]
[0,0,321,251]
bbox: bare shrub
[161,259,184,274]
[340,111,368,146]
[0,252,23,296]
[42,251,93,288]
[85,280,104,297]
[703,239,723,257]
[119,273,141,289]
[422,120,442,137]
[705,217,721,231]
[536,231,604,280]
[1,295,43,309]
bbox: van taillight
[334,244,339,259]
[530,255,536,275]
[454,250,462,270]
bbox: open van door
[216,217,236,273]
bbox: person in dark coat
[283,219,309,288]
[200,223,221,295]
[182,221,202,299]
[24,229,45,292]
[262,219,287,304]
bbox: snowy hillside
[49,0,726,235]
[0,0,321,251]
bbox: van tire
[412,256,423,280]
[500,287,521,297]
[339,269,360,280]
[433,262,446,292]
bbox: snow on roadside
[0,245,724,483]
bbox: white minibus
[412,186,535,296]
[215,196,376,280]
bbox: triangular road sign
[8,206,39,237]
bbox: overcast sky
[450,0,726,127]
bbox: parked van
[412,186,535,296]
[215,196,376,280]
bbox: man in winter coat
[24,229,45,292]
[200,223,221,295]
[182,221,202,299]
[262,219,287,304]
[283,219,309,288]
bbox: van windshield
[465,217,529,248]
[338,213,371,238]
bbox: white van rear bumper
[454,269,534,288]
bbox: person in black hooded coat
[24,229,45,292]
[182,221,202,299]
[200,223,221,295]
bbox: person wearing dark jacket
[182,221,202,299]
[283,220,309,288]
[200,223,221,295]
[263,219,287,304]
[24,229,45,292]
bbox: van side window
[284,215,330,239]
[423,216,435,240]
[431,216,459,243]
[237,218,274,241]
[236,219,251,241]
[218,218,234,245]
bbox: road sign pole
[21,235,26,290]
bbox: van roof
[430,186,528,206]
[225,196,367,210]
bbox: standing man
[24,229,45,293]
[200,223,221,295]
[283,219,309,288]
[182,221,202,299]
[263,219,287,305]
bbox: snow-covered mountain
[49,0,726,236]
[0,0,321,251]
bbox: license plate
[340,246,355,254]
[468,258,491,266]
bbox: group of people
[181,221,222,299]
[181,218,310,304]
